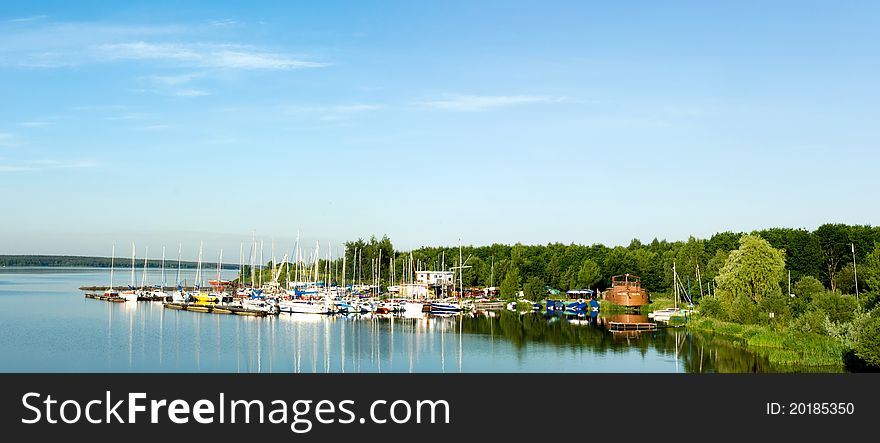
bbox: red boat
[603,274,650,308]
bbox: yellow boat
[192,292,219,303]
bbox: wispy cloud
[137,72,211,97]
[0,165,31,172]
[96,42,327,70]
[17,121,49,128]
[135,124,170,131]
[7,15,48,23]
[0,159,98,172]
[0,133,19,146]
[142,72,204,86]
[285,103,381,121]
[0,22,326,71]
[172,89,210,97]
[209,19,238,27]
[418,94,565,111]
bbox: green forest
[248,223,879,370]
[0,255,236,269]
[249,223,879,300]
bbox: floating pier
[608,321,657,331]
[84,293,165,302]
[473,301,506,310]
[80,285,200,292]
[162,302,272,317]
[84,293,125,302]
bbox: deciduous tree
[715,234,786,304]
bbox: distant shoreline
[0,255,242,270]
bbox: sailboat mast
[161,246,166,289]
[294,231,300,287]
[196,241,203,289]
[141,246,149,289]
[176,243,182,287]
[250,234,256,287]
[259,240,264,288]
[491,256,494,290]
[217,248,223,285]
[130,242,136,288]
[314,241,320,289]
[109,241,115,290]
[696,264,704,299]
[459,239,463,300]
[673,261,678,309]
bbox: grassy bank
[597,296,679,314]
[688,316,847,367]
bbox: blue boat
[567,300,588,311]
[546,299,589,312]
[431,301,462,312]
[333,300,357,314]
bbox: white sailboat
[171,244,186,303]
[135,246,149,298]
[278,297,335,314]
[104,241,119,297]
[149,246,169,300]
[649,261,692,321]
[400,299,425,315]
[120,242,138,302]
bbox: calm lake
[0,267,797,373]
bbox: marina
[0,266,811,373]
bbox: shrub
[860,291,880,312]
[758,293,792,328]
[809,290,859,323]
[854,315,880,368]
[698,296,725,320]
[728,295,760,325]
[793,276,825,301]
[789,310,828,335]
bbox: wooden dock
[80,285,202,291]
[84,293,166,302]
[162,302,272,317]
[84,293,125,302]
[608,321,657,331]
[473,301,506,310]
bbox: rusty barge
[602,274,650,308]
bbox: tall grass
[688,316,846,367]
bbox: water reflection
[0,268,834,373]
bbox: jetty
[473,301,506,310]
[84,292,166,302]
[608,321,657,331]
[163,302,273,317]
[80,285,201,292]
[84,293,125,303]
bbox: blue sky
[1,1,878,260]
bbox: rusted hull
[603,288,649,307]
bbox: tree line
[242,223,879,301]
[0,255,237,270]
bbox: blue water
[0,268,772,373]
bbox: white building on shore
[398,270,455,299]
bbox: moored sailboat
[103,241,119,298]
[120,242,138,302]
